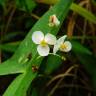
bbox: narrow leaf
[70,3,96,24]
[3,0,73,95]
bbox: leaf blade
[70,3,96,24]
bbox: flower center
[60,43,67,50]
[40,40,47,46]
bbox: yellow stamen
[60,43,67,50]
[40,40,47,46]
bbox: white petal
[62,41,72,52]
[57,35,67,44]
[37,45,50,56]
[32,31,44,44]
[55,18,60,26]
[45,33,56,45]
[53,44,59,54]
[53,35,67,54]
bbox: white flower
[32,31,56,56]
[53,35,72,54]
[48,14,60,27]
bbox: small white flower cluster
[32,31,56,56]
[32,14,72,56]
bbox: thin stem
[59,84,94,92]
[49,53,66,61]
[47,65,78,96]
[31,13,40,20]
[46,73,74,86]
[4,6,16,33]
[69,36,96,40]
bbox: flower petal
[57,35,67,44]
[37,45,50,56]
[32,31,44,44]
[53,44,59,54]
[61,41,72,52]
[45,33,56,45]
[55,18,60,26]
[53,35,67,54]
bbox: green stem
[36,0,59,4]
[70,36,96,40]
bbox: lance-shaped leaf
[70,3,96,24]
[3,0,73,95]
[0,0,73,75]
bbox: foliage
[0,0,96,95]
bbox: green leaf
[3,55,43,96]
[3,0,73,68]
[0,59,27,75]
[31,88,38,96]
[92,0,96,6]
[44,54,62,74]
[70,3,96,24]
[0,42,19,52]
[3,69,37,96]
[0,0,6,6]
[3,0,74,95]
[71,41,92,55]
[71,41,96,89]
[16,0,36,12]
[1,32,25,42]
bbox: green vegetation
[0,0,96,96]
